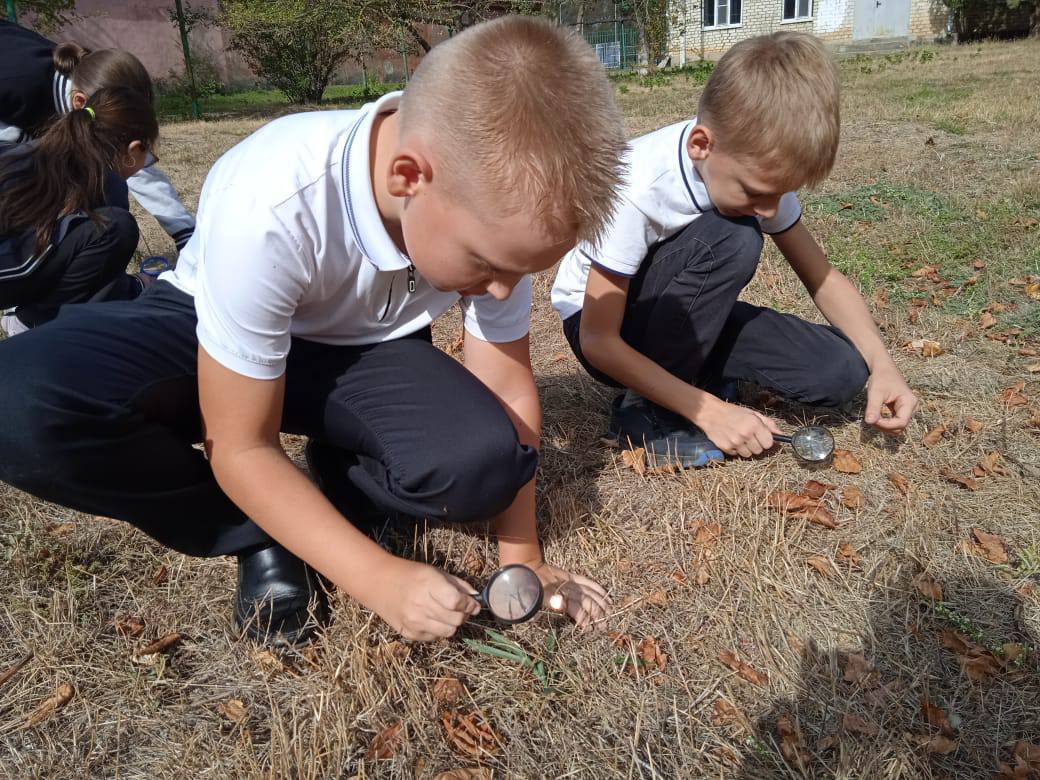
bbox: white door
[853,0,910,38]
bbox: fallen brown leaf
[777,712,810,771]
[695,565,711,586]
[941,630,1004,681]
[925,734,958,755]
[973,451,1008,477]
[888,472,910,496]
[994,741,1040,780]
[905,338,944,357]
[461,548,485,578]
[806,555,837,578]
[981,311,998,329]
[621,448,646,475]
[963,416,984,433]
[137,632,182,656]
[1001,382,1029,408]
[912,573,943,601]
[843,653,878,688]
[719,649,769,686]
[941,468,979,491]
[645,589,668,607]
[712,698,751,730]
[833,450,863,474]
[366,720,403,760]
[637,637,668,675]
[251,648,288,676]
[669,569,687,585]
[1026,282,1040,300]
[969,528,1009,564]
[112,616,145,638]
[43,522,75,537]
[218,698,248,724]
[434,770,493,780]
[802,480,833,499]
[432,677,467,706]
[151,565,169,586]
[690,519,722,547]
[836,542,862,568]
[441,711,501,758]
[842,713,879,736]
[920,696,953,734]
[841,485,866,509]
[25,682,74,727]
[922,424,946,448]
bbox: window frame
[780,0,814,23]
[702,0,743,29]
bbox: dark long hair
[53,42,155,104]
[0,88,159,255]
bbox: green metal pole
[173,0,201,120]
[6,0,17,23]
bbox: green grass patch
[157,81,404,122]
[934,118,968,135]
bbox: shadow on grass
[733,572,1040,779]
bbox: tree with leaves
[220,0,409,104]
[7,0,76,31]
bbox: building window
[703,0,742,27]
[782,0,812,20]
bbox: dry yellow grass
[2,39,1040,779]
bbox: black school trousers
[0,281,537,557]
[563,210,869,407]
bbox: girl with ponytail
[0,87,159,334]
[0,20,195,253]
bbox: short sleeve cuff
[197,326,287,380]
[462,315,530,344]
[763,212,802,236]
[582,248,640,278]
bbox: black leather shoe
[609,394,725,468]
[234,544,329,647]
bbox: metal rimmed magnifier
[773,425,835,464]
[470,564,544,625]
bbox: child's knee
[814,342,869,406]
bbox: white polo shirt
[164,91,532,380]
[550,119,802,320]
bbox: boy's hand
[697,400,783,459]
[864,366,919,432]
[527,561,611,631]
[376,559,481,641]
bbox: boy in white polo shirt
[552,31,919,467]
[0,17,626,645]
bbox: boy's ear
[686,124,714,162]
[386,149,432,198]
[70,90,88,110]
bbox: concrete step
[831,36,913,56]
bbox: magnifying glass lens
[791,426,834,462]
[485,566,542,622]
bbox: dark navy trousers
[0,281,537,557]
[563,210,869,407]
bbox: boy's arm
[127,161,196,251]
[462,331,609,628]
[197,346,480,641]
[771,221,918,431]
[580,265,783,458]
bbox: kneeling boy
[0,17,626,644]
[552,32,918,466]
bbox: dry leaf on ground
[806,555,837,578]
[718,649,769,686]
[366,721,403,760]
[767,491,836,529]
[888,472,910,496]
[981,311,998,329]
[691,519,722,548]
[842,713,879,736]
[1000,382,1029,408]
[841,485,866,509]
[137,633,182,657]
[621,448,646,475]
[669,569,687,585]
[924,735,958,754]
[905,339,944,357]
[435,770,492,780]
[922,424,946,448]
[843,653,878,688]
[218,699,248,724]
[432,677,467,706]
[963,416,984,432]
[832,450,863,474]
[920,696,953,735]
[695,565,711,586]
[777,712,810,771]
[912,573,944,601]
[43,522,75,537]
[25,682,75,727]
[941,630,1005,681]
[995,741,1040,780]
[461,549,485,578]
[152,565,169,585]
[645,590,668,607]
[441,711,501,758]
[965,528,1009,564]
[712,698,751,730]
[112,616,145,638]
[802,480,833,499]
[836,542,862,567]
[973,451,1008,477]
[941,468,979,491]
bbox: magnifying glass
[773,425,835,464]
[470,564,543,624]
[140,255,172,278]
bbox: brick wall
[667,0,947,60]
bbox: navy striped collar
[52,71,71,115]
[340,91,410,272]
[678,120,713,213]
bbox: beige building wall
[668,0,947,61]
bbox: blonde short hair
[399,16,626,246]
[698,32,840,189]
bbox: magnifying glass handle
[773,434,793,444]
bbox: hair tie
[84,106,96,120]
